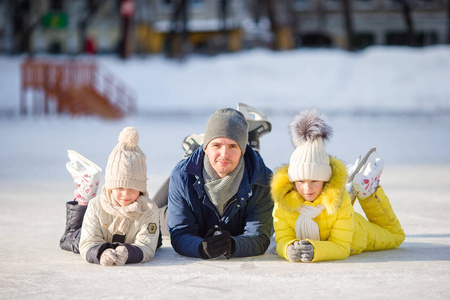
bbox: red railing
[20,58,136,119]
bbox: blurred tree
[341,0,355,51]
[251,0,295,50]
[447,0,450,44]
[119,0,136,59]
[9,0,43,56]
[219,0,228,33]
[217,0,230,52]
[166,0,188,58]
[78,0,102,55]
[396,0,415,46]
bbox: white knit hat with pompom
[104,126,147,193]
[288,109,333,182]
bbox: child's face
[294,180,325,202]
[112,188,140,207]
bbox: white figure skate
[66,150,102,205]
[346,147,377,205]
[352,151,384,200]
[181,133,204,159]
[237,102,272,150]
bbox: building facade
[0,0,447,55]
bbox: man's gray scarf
[203,155,245,216]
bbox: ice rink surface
[1,114,449,300]
[1,46,450,299]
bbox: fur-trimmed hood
[271,157,348,215]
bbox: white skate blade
[347,147,376,183]
[67,150,102,172]
[237,102,272,133]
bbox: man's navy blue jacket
[167,145,274,258]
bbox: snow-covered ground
[1,46,450,299]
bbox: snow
[1,45,450,299]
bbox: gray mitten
[297,240,314,262]
[115,245,129,266]
[100,248,117,266]
[286,241,302,262]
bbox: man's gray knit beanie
[203,108,249,153]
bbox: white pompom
[289,109,332,147]
[118,126,139,147]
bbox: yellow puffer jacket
[271,157,405,262]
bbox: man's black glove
[199,226,234,259]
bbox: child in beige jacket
[60,127,160,266]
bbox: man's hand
[199,226,233,259]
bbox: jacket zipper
[375,194,393,222]
[216,198,238,222]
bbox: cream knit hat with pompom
[104,127,147,194]
[288,109,333,182]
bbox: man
[167,107,273,259]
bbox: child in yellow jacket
[271,109,405,262]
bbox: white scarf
[100,186,150,235]
[294,204,325,241]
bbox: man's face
[204,137,242,178]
